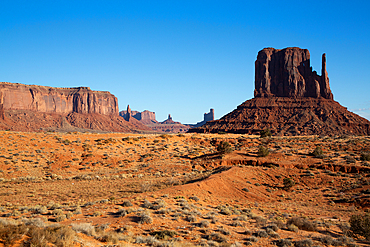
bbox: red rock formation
[254,47,333,99]
[0,82,118,115]
[188,109,215,128]
[119,108,157,124]
[190,47,370,136]
[0,82,152,133]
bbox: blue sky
[1,1,370,123]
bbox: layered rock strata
[0,82,118,115]
[189,47,370,136]
[254,47,333,99]
[0,82,151,133]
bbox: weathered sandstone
[254,47,333,99]
[190,47,370,136]
[0,82,118,115]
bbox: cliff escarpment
[0,82,152,133]
[0,82,118,115]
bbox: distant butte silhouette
[189,47,370,136]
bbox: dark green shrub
[287,217,317,232]
[349,213,370,240]
[260,129,272,138]
[311,146,324,158]
[360,152,370,161]
[217,141,233,154]
[258,145,269,157]
[283,177,295,190]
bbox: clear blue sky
[1,1,370,123]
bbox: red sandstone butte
[189,47,370,136]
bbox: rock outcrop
[0,82,118,115]
[0,82,152,133]
[254,47,333,99]
[119,108,157,124]
[188,109,215,128]
[120,107,190,133]
[189,47,370,136]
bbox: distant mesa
[190,47,370,136]
[187,109,215,128]
[119,106,157,124]
[120,106,190,133]
[0,82,151,133]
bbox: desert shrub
[26,225,76,247]
[0,223,28,246]
[199,220,210,228]
[217,141,233,154]
[245,236,258,242]
[55,214,66,222]
[266,228,280,238]
[283,177,295,190]
[254,229,268,238]
[141,181,152,192]
[189,196,200,202]
[312,146,324,158]
[136,235,159,245]
[122,199,133,207]
[258,145,269,157]
[71,223,96,236]
[73,206,82,215]
[361,152,370,161]
[150,230,177,240]
[186,214,197,222]
[207,232,228,243]
[260,128,272,138]
[231,220,243,227]
[52,209,64,216]
[23,218,45,228]
[138,211,153,224]
[142,199,153,209]
[66,211,73,219]
[117,208,127,217]
[349,213,370,240]
[100,231,121,244]
[287,224,299,232]
[93,211,103,217]
[294,239,313,247]
[287,217,317,232]
[277,238,292,247]
[267,223,279,231]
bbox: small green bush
[283,177,295,190]
[260,129,272,138]
[258,145,269,157]
[349,213,370,240]
[217,141,233,154]
[360,152,370,161]
[311,146,324,158]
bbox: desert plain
[0,131,369,246]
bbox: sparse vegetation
[217,141,233,154]
[349,213,370,240]
[258,145,269,157]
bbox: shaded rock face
[0,82,118,115]
[254,47,333,99]
[190,47,370,136]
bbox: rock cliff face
[190,47,370,136]
[0,82,153,133]
[0,82,118,115]
[254,47,333,99]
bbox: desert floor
[0,131,369,246]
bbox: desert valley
[0,48,370,247]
